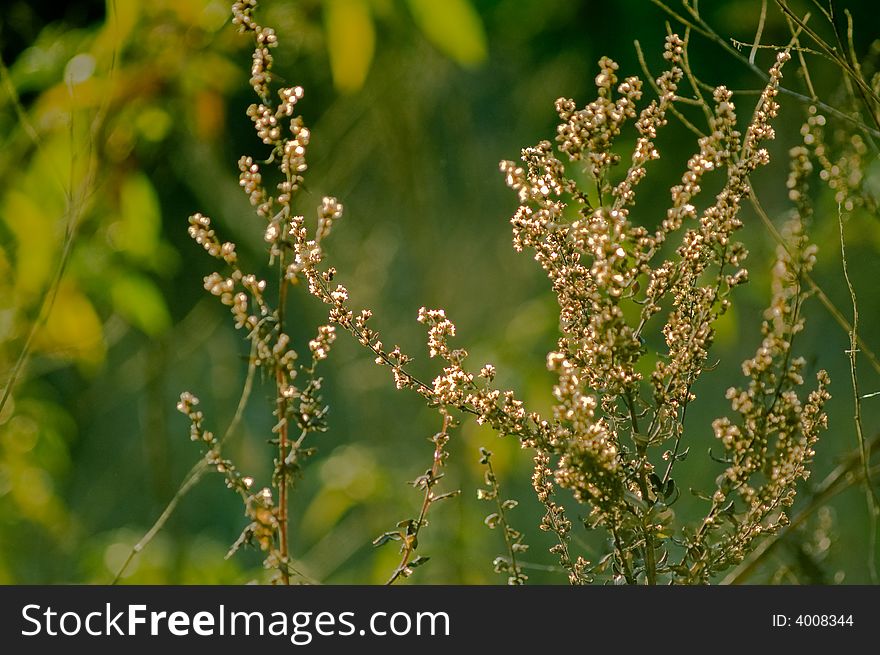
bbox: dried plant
[373,410,460,585]
[653,0,880,583]
[114,0,880,586]
[489,38,832,584]
[478,447,529,585]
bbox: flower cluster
[682,218,830,582]
[178,0,343,584]
[492,44,826,583]
[177,4,831,586]
[176,392,282,567]
[532,450,591,585]
[800,105,873,213]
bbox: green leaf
[406,0,487,68]
[324,0,375,93]
[708,447,732,464]
[110,273,171,336]
[409,556,430,568]
[372,531,402,547]
[690,487,712,501]
[592,552,614,573]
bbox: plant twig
[634,39,705,138]
[747,188,880,376]
[722,435,880,584]
[649,0,880,138]
[479,448,528,585]
[276,272,291,585]
[749,0,768,66]
[384,412,455,585]
[838,203,879,582]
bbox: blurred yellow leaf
[2,191,57,301]
[194,90,224,141]
[94,0,142,58]
[109,273,171,336]
[185,52,241,94]
[134,105,172,142]
[11,466,66,533]
[406,0,487,68]
[324,0,375,93]
[163,0,206,24]
[33,281,105,366]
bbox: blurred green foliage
[0,0,878,584]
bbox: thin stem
[650,0,880,138]
[111,459,209,584]
[837,203,879,582]
[784,14,818,101]
[774,0,880,106]
[680,28,714,127]
[661,383,692,485]
[634,39,705,139]
[748,187,880,375]
[624,389,656,585]
[0,3,119,416]
[774,0,880,133]
[749,0,768,66]
[276,272,291,585]
[480,450,527,584]
[0,57,63,187]
[611,525,636,584]
[490,461,522,582]
[0,127,92,416]
[386,413,452,585]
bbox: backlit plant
[117,0,879,586]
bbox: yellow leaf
[324,0,375,93]
[2,191,57,302]
[33,282,105,366]
[93,0,142,60]
[406,0,487,68]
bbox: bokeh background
[1,0,878,584]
